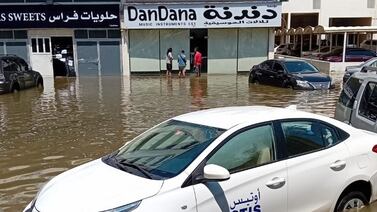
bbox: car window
[281,121,338,157]
[358,82,377,122]
[284,61,318,73]
[260,61,274,70]
[371,61,377,68]
[273,63,284,72]
[207,124,275,173]
[339,77,363,108]
[16,58,28,72]
[2,59,20,73]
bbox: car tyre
[249,74,256,83]
[11,83,20,93]
[37,78,44,89]
[335,191,368,212]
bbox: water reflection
[0,74,343,211]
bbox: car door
[2,58,24,89]
[193,123,288,212]
[335,76,363,123]
[279,120,351,212]
[257,60,275,84]
[352,81,377,132]
[14,58,34,88]
[272,62,286,86]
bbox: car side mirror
[202,164,230,181]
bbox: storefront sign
[0,5,120,28]
[124,3,281,29]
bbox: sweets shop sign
[0,5,120,28]
[124,3,281,29]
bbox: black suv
[0,55,43,94]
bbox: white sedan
[24,106,377,212]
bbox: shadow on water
[0,73,344,211]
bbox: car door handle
[266,177,286,189]
[330,160,346,171]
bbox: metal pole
[342,32,347,63]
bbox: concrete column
[329,34,333,51]
[268,28,275,59]
[309,34,312,51]
[121,29,130,76]
[286,13,291,43]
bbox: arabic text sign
[124,3,281,29]
[0,5,120,28]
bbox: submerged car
[249,59,334,90]
[0,55,43,94]
[25,106,377,212]
[335,72,377,132]
[343,57,377,83]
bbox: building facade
[282,0,377,28]
[121,0,282,74]
[0,0,122,78]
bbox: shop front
[0,4,121,77]
[123,2,281,74]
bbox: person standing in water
[166,48,173,76]
[177,50,187,77]
[193,47,202,77]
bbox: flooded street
[0,73,351,211]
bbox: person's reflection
[190,76,207,108]
[166,76,173,95]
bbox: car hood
[35,159,163,212]
[346,66,362,74]
[292,72,330,82]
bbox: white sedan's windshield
[104,120,225,179]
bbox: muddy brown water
[1,73,374,211]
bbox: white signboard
[124,3,281,29]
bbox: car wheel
[37,78,43,89]
[335,191,368,212]
[249,74,256,83]
[11,83,20,93]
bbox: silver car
[343,57,377,83]
[335,72,377,132]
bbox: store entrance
[51,37,75,77]
[190,29,208,73]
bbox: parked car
[302,46,341,59]
[249,59,334,90]
[320,48,377,62]
[24,106,377,212]
[343,57,377,83]
[360,39,377,51]
[0,55,43,94]
[274,43,300,56]
[274,43,293,55]
[335,72,377,132]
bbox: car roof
[172,106,345,130]
[273,58,307,63]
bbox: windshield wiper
[115,158,153,179]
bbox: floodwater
[0,73,364,211]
